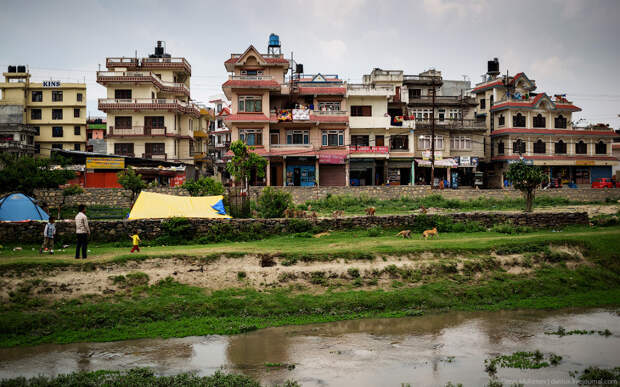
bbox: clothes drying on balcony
[277,110,292,122]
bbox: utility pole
[430,78,436,189]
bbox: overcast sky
[2,0,619,127]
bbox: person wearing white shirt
[74,204,90,259]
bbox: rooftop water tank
[269,33,280,47]
[17,65,26,73]
[7,66,16,73]
[487,58,499,77]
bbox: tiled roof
[472,80,503,93]
[222,79,280,89]
[491,128,616,137]
[298,86,346,95]
[224,57,289,65]
[223,113,270,122]
[491,93,581,112]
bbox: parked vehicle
[591,178,618,188]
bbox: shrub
[182,177,224,197]
[237,271,247,280]
[158,217,195,244]
[367,226,381,237]
[347,267,360,278]
[256,187,293,218]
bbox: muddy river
[0,308,618,386]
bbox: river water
[0,308,618,386]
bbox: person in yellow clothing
[129,232,141,253]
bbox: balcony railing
[142,153,167,160]
[108,126,166,136]
[106,57,139,67]
[98,99,200,116]
[414,118,486,129]
[403,74,442,83]
[270,143,313,148]
[347,84,394,96]
[105,57,191,74]
[407,95,474,104]
[97,71,190,95]
[312,110,347,116]
[230,75,274,80]
[348,145,389,154]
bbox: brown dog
[365,207,376,216]
[311,211,318,220]
[332,210,344,219]
[423,227,438,239]
[396,230,411,239]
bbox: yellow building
[97,41,199,164]
[0,65,86,157]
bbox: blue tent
[0,193,49,222]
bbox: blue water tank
[269,33,280,47]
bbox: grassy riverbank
[1,226,619,348]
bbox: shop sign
[575,160,595,166]
[460,156,471,166]
[508,159,533,165]
[170,175,186,187]
[422,150,442,160]
[349,146,389,154]
[319,153,346,164]
[85,157,125,169]
[43,81,61,87]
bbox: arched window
[497,141,505,155]
[533,139,546,154]
[575,140,587,154]
[595,141,607,154]
[513,139,526,154]
[554,140,567,154]
[533,113,546,128]
[498,114,505,126]
[513,113,526,127]
[554,115,567,129]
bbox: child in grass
[129,232,141,253]
[40,216,56,254]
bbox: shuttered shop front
[319,165,346,186]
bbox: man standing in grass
[75,204,90,259]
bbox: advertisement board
[85,157,125,169]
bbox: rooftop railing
[97,71,189,94]
[230,75,274,80]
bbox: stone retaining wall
[0,212,589,244]
[33,187,189,208]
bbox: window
[52,127,63,137]
[497,141,505,155]
[351,135,369,146]
[388,135,408,151]
[239,129,262,146]
[114,143,134,155]
[417,135,442,150]
[533,114,546,128]
[286,130,309,145]
[114,89,132,99]
[52,109,63,120]
[77,93,83,102]
[413,109,432,120]
[51,144,63,150]
[498,114,505,126]
[115,116,132,128]
[555,115,567,129]
[555,140,567,154]
[52,91,63,102]
[74,108,80,118]
[479,98,486,109]
[217,119,223,128]
[238,96,262,112]
[322,130,344,146]
[146,143,165,155]
[270,130,280,145]
[145,116,164,128]
[375,135,384,146]
[533,139,546,154]
[438,109,445,122]
[576,141,587,154]
[513,139,526,154]
[448,109,460,120]
[31,109,42,120]
[318,102,341,111]
[350,105,372,117]
[74,143,80,151]
[595,141,607,154]
[32,91,42,102]
[35,144,40,154]
[217,104,222,113]
[74,126,81,135]
[33,127,40,136]
[87,132,92,140]
[451,136,472,150]
[513,113,526,127]
[408,88,421,99]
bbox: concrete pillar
[283,157,287,186]
[266,159,271,186]
[447,167,451,185]
[345,160,350,186]
[315,158,320,186]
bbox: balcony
[349,116,391,129]
[402,74,442,85]
[141,57,191,74]
[231,75,273,81]
[98,98,200,117]
[414,118,486,130]
[142,153,167,160]
[407,95,475,106]
[363,70,403,84]
[106,57,139,68]
[270,143,313,149]
[108,126,166,137]
[389,117,415,128]
[347,84,394,97]
[97,71,190,96]
[348,145,389,154]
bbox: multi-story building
[404,70,486,187]
[473,59,617,187]
[208,97,232,162]
[222,36,349,186]
[0,104,36,157]
[97,41,199,163]
[0,65,86,157]
[86,117,106,153]
[193,104,214,175]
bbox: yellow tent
[128,192,231,219]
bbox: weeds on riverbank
[570,366,620,385]
[485,350,562,373]
[544,326,612,337]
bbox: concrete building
[97,41,200,164]
[86,117,107,154]
[193,104,214,175]
[222,35,349,186]
[0,104,36,157]
[473,59,617,187]
[404,70,486,187]
[0,65,86,157]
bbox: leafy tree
[226,140,267,190]
[58,184,84,219]
[505,161,546,212]
[117,166,146,202]
[257,186,293,218]
[183,177,224,196]
[0,153,75,196]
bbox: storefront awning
[415,158,458,168]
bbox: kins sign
[42,81,61,87]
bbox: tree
[58,184,84,219]
[256,187,293,218]
[182,177,224,197]
[505,161,546,212]
[0,153,75,196]
[225,140,267,190]
[117,167,146,203]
